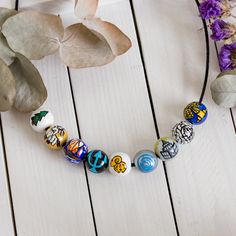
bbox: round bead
[44,125,68,150]
[134,150,158,173]
[154,137,179,161]
[184,102,208,125]
[172,121,194,144]
[86,150,109,173]
[109,152,132,176]
[64,138,88,164]
[30,108,54,133]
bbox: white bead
[30,108,54,133]
[154,137,179,161]
[109,152,132,176]
[172,121,194,144]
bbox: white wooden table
[0,0,236,235]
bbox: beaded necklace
[29,0,209,176]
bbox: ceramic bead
[109,152,132,176]
[154,137,179,161]
[86,150,109,173]
[134,150,158,173]
[30,108,54,133]
[64,138,88,164]
[184,102,208,125]
[172,121,194,144]
[44,125,68,150]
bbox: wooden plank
[0,125,15,236]
[0,2,16,236]
[1,0,96,232]
[67,1,178,236]
[132,0,236,235]
[1,54,96,236]
[1,0,15,8]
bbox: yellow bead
[44,125,68,150]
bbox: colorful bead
[44,125,68,150]
[86,150,108,173]
[30,108,54,133]
[184,102,208,125]
[154,137,179,161]
[64,138,88,164]
[109,152,132,176]
[134,150,158,173]
[172,121,194,144]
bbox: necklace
[29,0,209,177]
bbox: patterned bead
[184,102,208,125]
[44,125,68,150]
[30,108,54,133]
[109,152,132,176]
[134,150,158,173]
[154,137,179,161]
[64,139,88,164]
[172,121,194,144]
[86,150,109,173]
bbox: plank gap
[129,0,180,235]
[66,67,98,236]
[0,115,18,236]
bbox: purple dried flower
[199,0,222,19]
[199,0,230,19]
[219,42,236,70]
[210,19,236,41]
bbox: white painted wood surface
[0,0,235,236]
[132,1,236,236]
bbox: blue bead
[63,139,88,164]
[134,150,158,173]
[86,150,109,173]
[184,102,208,125]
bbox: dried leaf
[60,23,115,68]
[84,18,132,56]
[75,0,98,19]
[210,71,236,108]
[0,33,15,65]
[9,53,47,112]
[0,58,16,112]
[2,11,64,60]
[0,7,17,28]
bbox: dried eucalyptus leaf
[0,33,15,65]
[75,0,98,18]
[60,23,115,68]
[2,11,64,60]
[0,7,17,28]
[210,71,236,108]
[9,53,47,112]
[0,58,16,112]
[84,18,132,56]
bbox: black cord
[194,0,210,103]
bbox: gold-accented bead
[44,125,68,150]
